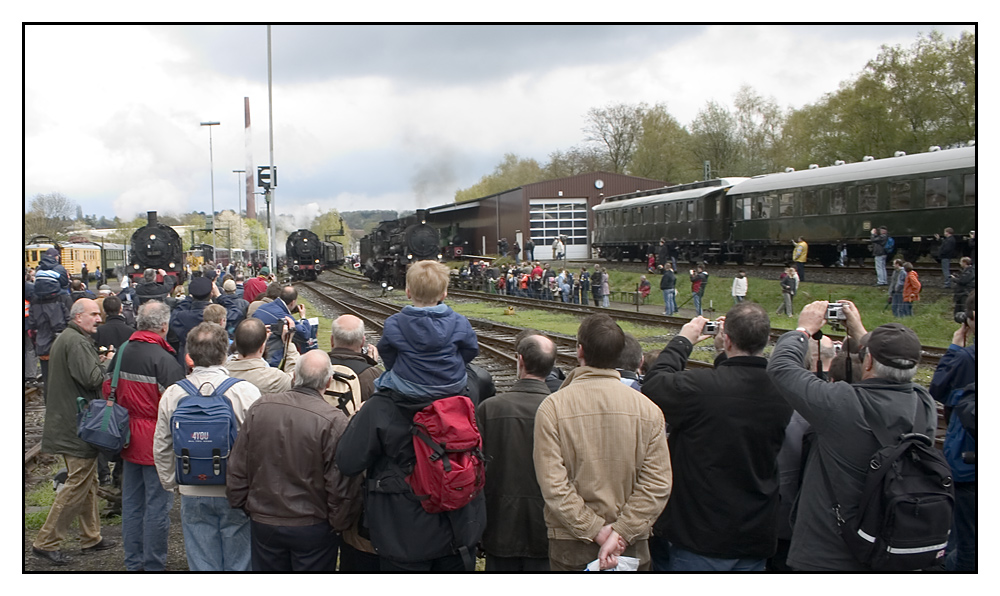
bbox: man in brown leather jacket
[226,349,363,571]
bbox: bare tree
[25,192,77,240]
[583,103,646,174]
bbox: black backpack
[820,392,954,571]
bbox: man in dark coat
[328,315,382,403]
[642,302,792,570]
[31,299,117,565]
[168,276,216,365]
[657,238,670,269]
[94,295,135,351]
[476,332,556,571]
[937,227,959,288]
[135,268,176,305]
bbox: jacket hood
[394,304,465,352]
[39,253,59,270]
[852,380,935,437]
[128,329,175,354]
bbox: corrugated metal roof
[727,146,975,195]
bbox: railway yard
[23,262,957,571]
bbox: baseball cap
[260,267,270,275]
[189,277,213,300]
[862,323,921,369]
[223,279,236,292]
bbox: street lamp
[233,169,245,265]
[200,121,220,260]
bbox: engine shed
[426,171,667,261]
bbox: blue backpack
[170,378,244,485]
[885,236,896,254]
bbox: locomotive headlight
[382,282,387,288]
[133,264,140,269]
[149,234,156,240]
[315,259,320,263]
[407,254,413,260]
[437,254,443,260]
[169,262,175,269]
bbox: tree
[310,209,352,246]
[454,153,545,202]
[689,100,740,177]
[25,192,77,241]
[733,85,787,175]
[543,145,611,179]
[583,103,646,174]
[628,103,700,184]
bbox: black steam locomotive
[127,211,186,284]
[592,145,976,267]
[360,209,441,287]
[286,229,325,281]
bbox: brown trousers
[33,455,102,551]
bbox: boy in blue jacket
[374,260,479,397]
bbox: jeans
[945,481,976,571]
[901,301,913,316]
[667,542,765,571]
[122,460,174,571]
[663,289,676,315]
[180,495,252,571]
[693,293,702,316]
[795,261,805,282]
[734,295,744,305]
[891,292,903,317]
[875,255,887,284]
[602,294,610,308]
[941,258,952,287]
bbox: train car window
[715,197,722,217]
[753,196,772,219]
[779,193,794,217]
[801,190,818,215]
[830,188,846,214]
[924,176,948,208]
[664,204,672,223]
[964,174,976,205]
[889,181,911,210]
[858,185,877,212]
[743,198,752,220]
[696,201,703,220]
[686,201,694,222]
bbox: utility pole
[267,25,277,274]
[201,121,220,255]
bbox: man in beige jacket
[225,318,299,394]
[533,313,672,571]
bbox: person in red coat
[101,301,185,571]
[242,267,271,303]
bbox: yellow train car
[25,242,102,278]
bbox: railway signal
[257,165,277,190]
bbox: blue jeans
[663,289,676,315]
[667,543,765,571]
[693,293,702,316]
[891,292,903,317]
[941,258,951,287]
[946,481,976,571]
[180,495,252,571]
[875,255,887,284]
[122,461,174,571]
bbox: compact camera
[703,321,718,335]
[954,311,967,325]
[826,303,847,321]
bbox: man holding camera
[327,315,382,404]
[642,302,791,570]
[225,318,300,394]
[766,301,936,570]
[252,285,314,368]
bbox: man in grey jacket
[766,300,936,571]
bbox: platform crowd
[24,248,975,573]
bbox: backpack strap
[107,341,129,403]
[176,378,200,397]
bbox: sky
[24,23,976,230]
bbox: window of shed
[858,185,877,212]
[964,174,975,205]
[925,177,948,208]
[889,181,911,210]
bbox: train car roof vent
[929,145,941,152]
[862,155,874,162]
[784,167,795,173]
[834,160,846,166]
[808,164,819,169]
[894,151,906,157]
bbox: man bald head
[515,333,557,380]
[331,314,366,351]
[293,349,334,391]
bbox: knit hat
[260,266,270,275]
[189,277,213,299]
[223,279,236,293]
[862,323,921,369]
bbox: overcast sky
[24,23,976,228]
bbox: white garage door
[528,199,589,260]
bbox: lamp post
[233,169,245,265]
[200,121,220,260]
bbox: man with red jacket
[102,300,185,571]
[242,267,270,303]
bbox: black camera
[270,321,287,336]
[826,303,846,321]
[954,311,967,325]
[703,321,718,335]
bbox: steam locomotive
[286,229,325,281]
[360,209,441,287]
[127,211,186,283]
[592,145,976,266]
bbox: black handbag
[76,341,131,456]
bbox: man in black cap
[168,276,225,366]
[765,301,936,571]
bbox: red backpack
[407,395,485,513]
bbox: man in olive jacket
[32,299,117,565]
[477,331,557,571]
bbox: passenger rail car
[360,209,441,287]
[592,178,749,264]
[25,239,107,279]
[127,211,186,283]
[321,240,345,270]
[286,229,324,281]
[727,145,976,266]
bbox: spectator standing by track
[601,272,610,308]
[777,267,797,317]
[525,238,534,262]
[80,262,89,289]
[936,227,959,288]
[792,237,808,282]
[871,226,889,286]
[31,299,116,565]
[952,257,975,316]
[102,301,185,571]
[731,269,747,305]
[888,259,905,317]
[901,262,921,316]
[690,264,708,316]
[660,264,676,316]
[590,266,603,307]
